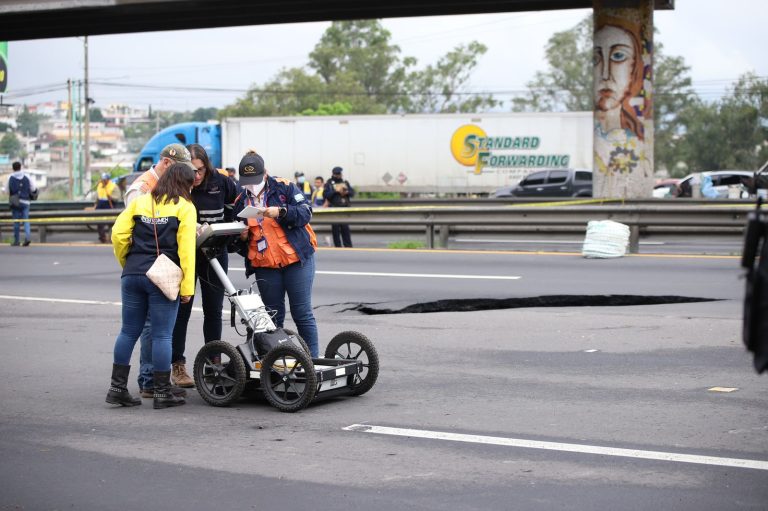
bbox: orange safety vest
[247,215,301,268]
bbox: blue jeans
[138,317,153,390]
[11,203,31,243]
[113,275,179,373]
[253,254,318,357]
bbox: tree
[0,131,22,158]
[300,101,353,116]
[405,42,499,113]
[221,20,495,117]
[511,16,695,172]
[676,73,768,172]
[191,107,218,122]
[89,107,105,122]
[16,105,43,136]
[512,17,593,112]
[308,20,414,112]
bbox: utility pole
[83,36,91,188]
[67,79,73,199]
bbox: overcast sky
[5,0,767,112]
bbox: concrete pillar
[593,0,655,198]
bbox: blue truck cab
[134,122,222,172]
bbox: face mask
[298,176,305,184]
[244,182,265,196]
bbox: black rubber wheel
[193,340,247,407]
[324,331,379,396]
[260,344,317,412]
[282,328,311,356]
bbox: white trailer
[221,112,592,194]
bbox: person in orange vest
[233,151,320,356]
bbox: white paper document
[237,205,266,219]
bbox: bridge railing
[0,202,751,253]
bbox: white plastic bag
[581,220,630,258]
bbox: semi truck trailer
[135,112,592,194]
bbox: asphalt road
[0,243,765,510]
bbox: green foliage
[221,19,494,117]
[357,191,401,199]
[676,73,768,173]
[511,16,695,173]
[301,102,353,116]
[89,107,105,122]
[0,122,11,132]
[16,105,45,136]
[512,17,594,112]
[0,131,22,157]
[405,41,499,113]
[387,240,425,249]
[191,107,218,122]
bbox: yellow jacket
[112,193,197,297]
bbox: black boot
[153,370,186,409]
[106,364,142,407]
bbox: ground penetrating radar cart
[193,221,379,412]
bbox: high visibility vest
[246,195,301,269]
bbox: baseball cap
[238,152,266,185]
[332,166,343,175]
[294,171,304,178]
[159,143,195,170]
[101,172,110,180]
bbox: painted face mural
[594,26,636,115]
[592,8,654,198]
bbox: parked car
[652,178,681,198]
[492,169,593,198]
[674,170,758,198]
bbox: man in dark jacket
[7,161,37,246]
[324,166,354,248]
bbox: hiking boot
[171,361,195,388]
[105,364,142,407]
[153,371,186,409]
[140,385,187,399]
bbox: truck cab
[134,122,222,172]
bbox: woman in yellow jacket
[106,163,197,410]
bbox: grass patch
[387,240,425,249]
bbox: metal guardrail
[0,197,757,212]
[0,202,752,253]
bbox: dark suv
[492,169,593,198]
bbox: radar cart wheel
[193,340,247,407]
[324,331,379,396]
[260,344,317,412]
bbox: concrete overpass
[0,0,672,41]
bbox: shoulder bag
[145,199,183,301]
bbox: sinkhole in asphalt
[352,295,719,315]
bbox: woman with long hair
[106,162,197,409]
[168,144,240,388]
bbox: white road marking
[342,424,768,471]
[229,269,521,280]
[452,238,665,246]
[0,294,203,312]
